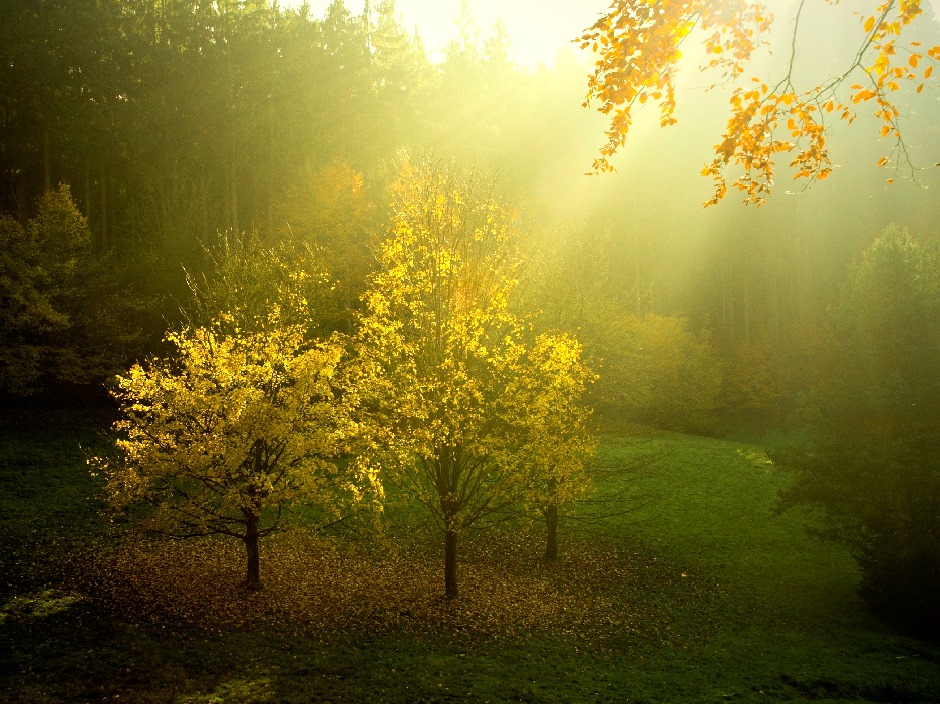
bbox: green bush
[595,313,723,432]
[777,226,940,637]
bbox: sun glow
[291,0,610,68]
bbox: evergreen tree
[777,226,940,637]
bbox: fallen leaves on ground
[60,526,723,645]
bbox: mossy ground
[2,411,938,703]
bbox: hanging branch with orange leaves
[581,0,940,205]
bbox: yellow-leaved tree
[354,156,596,598]
[273,159,378,331]
[509,333,597,560]
[582,0,940,204]
[94,304,361,590]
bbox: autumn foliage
[354,157,596,597]
[582,0,940,204]
[94,307,360,590]
[510,334,597,560]
[90,157,598,601]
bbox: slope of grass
[1,412,938,703]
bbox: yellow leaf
[864,15,875,32]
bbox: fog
[2,0,937,411]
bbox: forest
[2,0,939,702]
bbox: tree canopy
[96,306,360,590]
[354,156,596,597]
[581,0,940,204]
[0,185,143,394]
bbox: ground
[1,409,938,703]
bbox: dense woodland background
[3,0,939,424]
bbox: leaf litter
[60,524,726,647]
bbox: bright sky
[288,0,940,68]
[288,0,612,68]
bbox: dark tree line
[3,0,939,429]
[1,1,408,251]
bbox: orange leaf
[881,124,891,137]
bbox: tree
[0,202,73,395]
[272,159,378,331]
[776,226,940,636]
[185,230,332,336]
[368,0,434,153]
[581,0,940,205]
[509,333,596,560]
[354,156,594,597]
[611,314,723,432]
[95,305,360,590]
[0,184,144,395]
[532,227,722,432]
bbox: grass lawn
[1,410,938,703]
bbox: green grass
[1,412,938,703]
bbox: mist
[2,0,940,701]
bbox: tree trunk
[229,155,239,234]
[544,504,559,560]
[43,128,51,194]
[244,514,261,590]
[100,163,109,249]
[893,488,906,551]
[84,158,91,235]
[444,528,458,599]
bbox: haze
[2,0,940,701]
